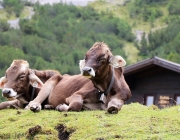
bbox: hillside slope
[0,0,174,66]
[90,0,169,32]
[89,0,174,64]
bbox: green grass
[20,6,32,19]
[0,6,32,20]
[0,9,16,20]
[0,9,8,20]
[0,103,180,140]
[123,42,141,64]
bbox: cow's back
[48,74,94,107]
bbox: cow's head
[79,42,126,79]
[0,60,43,99]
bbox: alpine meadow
[0,0,180,139]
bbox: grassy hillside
[89,0,174,64]
[0,9,16,20]
[0,103,180,140]
[0,0,173,67]
[90,0,169,31]
[0,0,178,74]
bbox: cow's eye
[97,58,105,63]
[99,59,106,64]
[19,75,25,81]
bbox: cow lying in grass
[80,42,132,114]
[0,60,59,109]
[28,42,131,114]
[27,73,101,112]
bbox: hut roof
[124,56,180,76]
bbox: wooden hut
[124,56,180,108]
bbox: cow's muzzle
[2,88,17,97]
[82,67,95,78]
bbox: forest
[0,0,134,76]
[0,0,180,102]
[132,0,180,62]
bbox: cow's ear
[28,70,44,89]
[0,77,7,89]
[109,55,126,68]
[79,59,85,73]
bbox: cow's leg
[56,94,83,112]
[0,100,24,110]
[56,104,69,111]
[68,97,83,111]
[27,74,62,112]
[107,98,124,114]
[44,104,55,110]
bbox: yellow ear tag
[99,93,107,104]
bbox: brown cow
[80,42,131,114]
[27,43,131,114]
[27,74,101,112]
[0,60,59,110]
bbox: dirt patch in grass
[55,124,75,140]
[26,125,42,138]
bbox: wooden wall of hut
[125,65,180,108]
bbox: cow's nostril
[2,89,11,95]
[82,67,95,77]
[82,67,91,72]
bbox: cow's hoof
[30,105,41,112]
[107,106,118,114]
[56,104,69,112]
